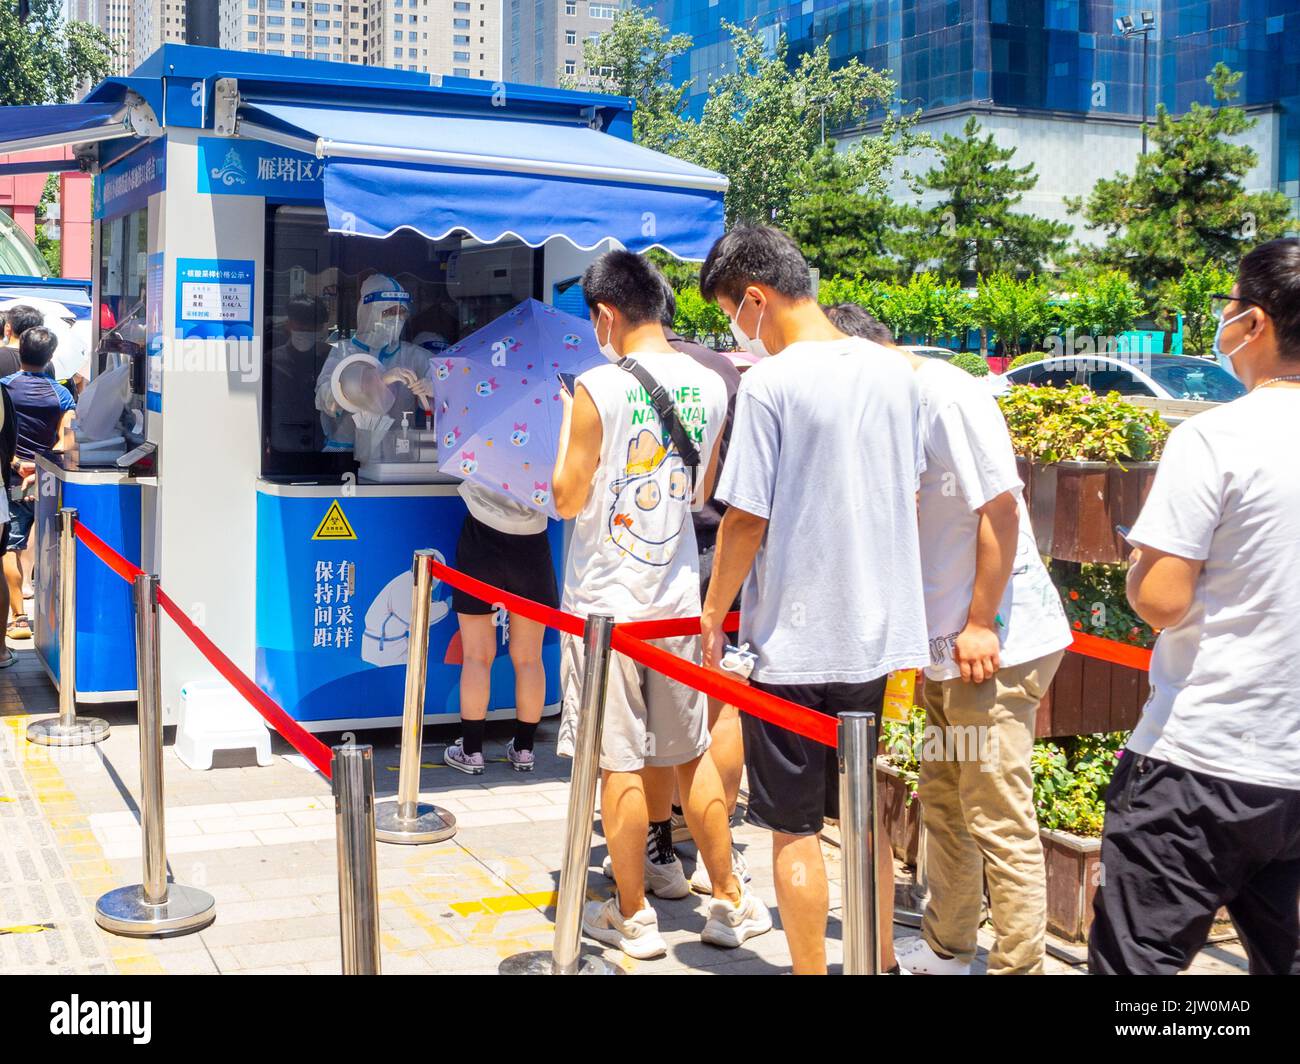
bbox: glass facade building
[649,0,1300,206]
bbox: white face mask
[597,308,620,363]
[289,330,317,352]
[1212,307,1253,381]
[729,293,771,359]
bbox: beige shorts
[557,631,709,773]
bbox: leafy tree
[0,0,114,106]
[34,174,61,275]
[560,9,693,153]
[1070,64,1292,294]
[818,275,889,321]
[786,147,911,281]
[972,274,1055,360]
[1055,269,1144,342]
[678,23,923,228]
[878,274,971,346]
[1164,261,1237,356]
[672,285,731,345]
[895,116,1070,281]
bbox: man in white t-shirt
[827,306,1071,975]
[698,229,930,975]
[551,250,771,961]
[1090,238,1300,976]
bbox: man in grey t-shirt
[699,227,929,975]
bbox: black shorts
[743,676,888,836]
[450,513,559,616]
[1089,753,1300,975]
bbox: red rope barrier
[1069,629,1153,671]
[72,523,335,779]
[617,610,742,640]
[609,628,839,748]
[426,557,587,637]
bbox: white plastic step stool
[175,680,273,771]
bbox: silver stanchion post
[95,574,215,936]
[499,614,622,975]
[28,507,109,746]
[375,549,456,845]
[839,711,880,975]
[334,743,381,974]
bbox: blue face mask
[1212,307,1253,381]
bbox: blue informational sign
[93,137,166,221]
[174,257,255,341]
[255,490,563,726]
[196,137,324,201]
[146,252,164,413]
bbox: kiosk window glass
[262,205,541,479]
[96,205,149,366]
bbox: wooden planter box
[1041,827,1102,942]
[876,760,921,867]
[1027,460,1158,564]
[1035,649,1149,738]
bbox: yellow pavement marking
[0,923,55,935]
[449,889,557,917]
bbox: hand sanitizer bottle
[396,411,412,460]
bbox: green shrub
[1006,349,1046,371]
[997,383,1171,464]
[948,350,990,377]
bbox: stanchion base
[498,949,624,975]
[94,884,216,938]
[374,800,457,845]
[27,716,110,747]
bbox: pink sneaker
[444,740,485,775]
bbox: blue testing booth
[0,46,725,730]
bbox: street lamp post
[1116,11,1157,156]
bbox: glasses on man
[1209,293,1263,321]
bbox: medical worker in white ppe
[314,274,434,451]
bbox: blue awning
[237,101,726,261]
[0,102,131,160]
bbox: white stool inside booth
[176,680,273,771]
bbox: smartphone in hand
[1115,524,1133,544]
[557,371,578,395]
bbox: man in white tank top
[551,251,771,960]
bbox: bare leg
[507,612,545,725]
[456,613,495,721]
[3,552,23,624]
[602,768,650,918]
[676,754,740,904]
[706,697,744,817]
[773,831,829,974]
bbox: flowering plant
[997,383,1170,464]
[1056,563,1156,649]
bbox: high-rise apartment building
[221,0,502,81]
[508,0,624,88]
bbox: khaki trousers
[918,651,1063,975]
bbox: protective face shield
[355,274,411,357]
[729,293,771,359]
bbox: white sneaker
[670,809,692,843]
[700,887,772,949]
[582,896,668,960]
[689,846,750,895]
[599,850,691,900]
[895,936,972,975]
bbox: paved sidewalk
[0,644,1247,975]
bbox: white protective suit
[314,274,433,451]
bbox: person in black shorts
[444,483,559,774]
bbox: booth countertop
[36,452,158,487]
[256,477,461,498]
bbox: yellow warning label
[0,923,54,936]
[312,500,357,541]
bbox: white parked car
[994,353,1245,403]
[902,345,957,361]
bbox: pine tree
[897,116,1070,282]
[1070,64,1292,293]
